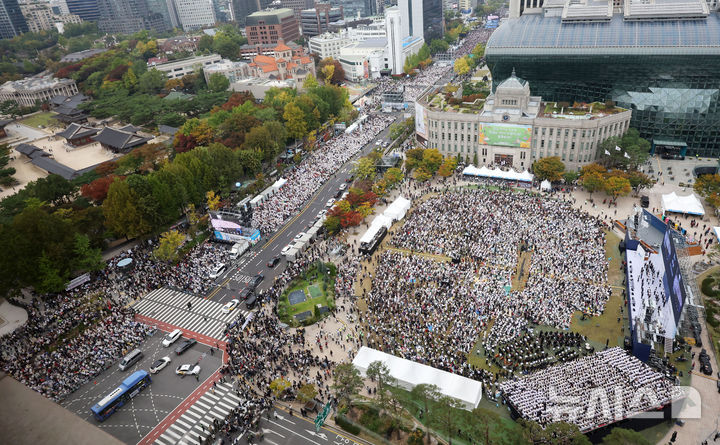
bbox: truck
[229,239,250,259]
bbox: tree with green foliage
[429,39,449,54]
[533,156,565,182]
[303,72,318,90]
[332,362,363,407]
[103,178,150,239]
[0,144,17,187]
[153,229,185,262]
[601,428,651,445]
[245,125,277,162]
[454,57,470,75]
[694,173,720,208]
[383,167,404,187]
[410,383,440,438]
[283,101,308,141]
[404,147,425,172]
[197,34,214,52]
[520,420,591,445]
[428,395,464,445]
[37,252,67,294]
[422,148,443,174]
[604,175,631,202]
[72,233,104,273]
[580,171,605,197]
[563,171,580,184]
[207,72,230,93]
[366,361,395,413]
[296,383,318,404]
[354,157,376,181]
[413,167,432,182]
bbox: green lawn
[277,262,337,325]
[20,112,58,129]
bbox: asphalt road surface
[208,111,405,306]
[62,330,222,444]
[235,408,367,445]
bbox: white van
[209,263,226,279]
[162,329,182,347]
[118,349,143,371]
[229,240,250,259]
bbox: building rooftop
[246,8,295,25]
[486,12,720,56]
[60,48,107,63]
[0,76,75,93]
[538,101,628,120]
[355,37,387,48]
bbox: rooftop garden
[542,100,627,118]
[425,81,491,113]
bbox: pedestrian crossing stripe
[153,381,242,445]
[133,288,249,341]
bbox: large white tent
[540,179,552,191]
[359,214,393,244]
[384,196,411,222]
[352,347,483,410]
[462,165,534,182]
[661,192,705,216]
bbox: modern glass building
[422,0,443,42]
[0,0,29,39]
[486,13,720,157]
[65,0,100,22]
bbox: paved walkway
[0,298,27,337]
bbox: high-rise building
[488,0,720,157]
[245,8,299,45]
[145,0,173,29]
[97,0,168,34]
[0,0,29,38]
[422,0,443,42]
[398,0,422,39]
[65,0,99,22]
[300,3,343,37]
[280,0,312,22]
[170,0,216,31]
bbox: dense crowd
[499,347,675,432]
[361,189,612,389]
[251,114,395,234]
[0,303,150,401]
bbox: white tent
[352,347,483,410]
[384,196,411,221]
[359,214,393,244]
[713,227,720,242]
[461,165,534,182]
[661,192,705,216]
[540,179,552,191]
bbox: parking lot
[61,330,222,444]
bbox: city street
[208,112,404,306]
[62,331,222,444]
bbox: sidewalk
[0,298,28,337]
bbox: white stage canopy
[352,347,483,411]
[540,179,552,191]
[661,192,705,216]
[384,196,411,222]
[462,165,534,182]
[359,195,410,244]
[714,227,720,242]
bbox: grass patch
[277,261,337,326]
[570,229,627,349]
[20,112,58,128]
[697,266,720,369]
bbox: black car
[238,287,252,300]
[640,195,649,208]
[245,295,257,310]
[249,273,264,289]
[267,256,281,268]
[175,338,197,355]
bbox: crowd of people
[499,347,675,432]
[360,188,612,390]
[0,301,150,401]
[251,114,395,234]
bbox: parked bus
[91,370,151,421]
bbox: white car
[162,329,182,347]
[209,263,226,279]
[294,232,305,241]
[281,244,293,255]
[317,210,327,218]
[149,356,171,374]
[325,198,335,207]
[175,364,201,376]
[339,183,347,191]
[221,299,239,314]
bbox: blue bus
[91,370,151,421]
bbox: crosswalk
[155,381,243,445]
[133,288,249,341]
